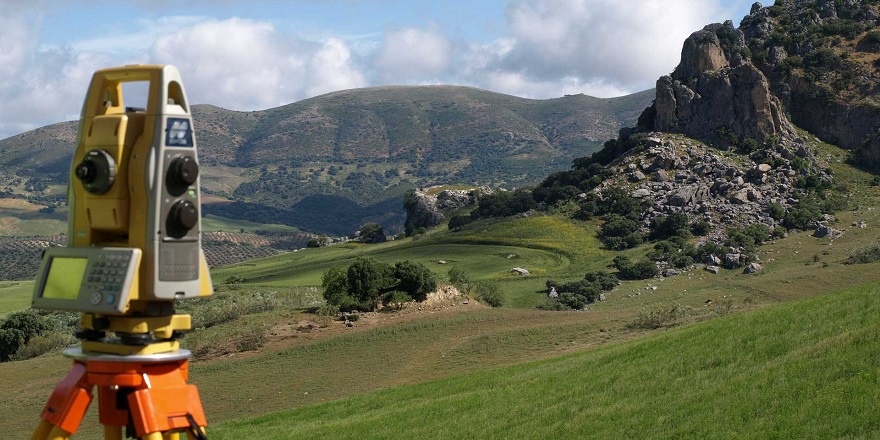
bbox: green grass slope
[210,281,880,439]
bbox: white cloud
[0,4,114,138]
[150,18,366,109]
[0,0,756,138]
[306,38,367,96]
[484,0,729,96]
[374,27,454,83]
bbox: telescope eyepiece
[75,161,97,183]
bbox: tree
[394,261,437,300]
[321,266,350,307]
[448,215,473,231]
[448,266,473,296]
[0,310,50,362]
[357,223,386,243]
[347,257,395,309]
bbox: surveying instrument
[30,65,213,440]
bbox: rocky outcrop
[600,133,830,237]
[403,187,478,232]
[740,1,880,167]
[654,21,796,147]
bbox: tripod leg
[104,425,123,440]
[31,420,53,440]
[33,361,93,439]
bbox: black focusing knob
[169,155,199,186]
[168,200,198,233]
[75,149,116,194]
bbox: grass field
[207,280,880,439]
[202,214,301,233]
[0,281,34,316]
[3,142,880,438]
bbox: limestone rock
[743,262,763,274]
[654,21,796,147]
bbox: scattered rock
[633,188,653,198]
[814,223,845,239]
[663,268,681,277]
[724,253,743,269]
[743,262,763,274]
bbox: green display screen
[42,257,87,300]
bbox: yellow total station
[32,65,213,354]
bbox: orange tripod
[32,349,207,440]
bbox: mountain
[0,86,653,235]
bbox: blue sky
[0,0,755,139]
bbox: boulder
[814,223,845,239]
[724,253,742,269]
[633,188,653,198]
[705,265,721,274]
[511,267,530,276]
[670,184,711,206]
[743,262,763,274]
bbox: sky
[0,0,755,139]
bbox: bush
[691,220,711,236]
[448,266,473,295]
[0,310,51,362]
[394,260,437,300]
[448,215,474,231]
[10,331,77,361]
[475,281,504,307]
[650,213,691,240]
[627,304,692,329]
[845,243,880,264]
[383,291,412,310]
[613,256,659,280]
[471,189,536,219]
[600,214,643,250]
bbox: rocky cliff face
[403,188,478,233]
[654,21,797,147]
[739,0,880,167]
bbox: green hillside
[208,280,880,439]
[0,86,653,235]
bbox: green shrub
[0,310,51,362]
[475,282,504,307]
[845,243,880,264]
[10,331,77,361]
[394,260,437,300]
[383,291,413,310]
[448,215,474,230]
[627,304,692,329]
[613,256,659,280]
[447,266,473,296]
[691,220,711,236]
[650,213,691,240]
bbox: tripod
[32,348,208,440]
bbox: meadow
[1,142,880,438]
